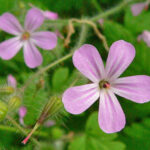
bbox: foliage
[0,0,149,150]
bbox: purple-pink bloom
[42,11,58,20]
[62,40,150,133]
[19,106,27,126]
[0,8,57,68]
[7,74,17,88]
[138,30,150,47]
[44,120,55,127]
[98,19,104,27]
[131,2,147,16]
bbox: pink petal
[0,13,23,35]
[0,37,22,60]
[62,83,100,114]
[23,41,43,68]
[19,106,27,118]
[32,31,57,50]
[131,2,146,16]
[99,91,125,133]
[25,8,44,32]
[44,120,55,127]
[112,75,150,103]
[98,19,104,26]
[138,31,150,47]
[105,40,135,81]
[7,74,17,88]
[73,44,105,82]
[43,11,58,20]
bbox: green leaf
[120,118,150,150]
[124,8,150,34]
[69,112,126,150]
[52,67,69,92]
[103,21,134,46]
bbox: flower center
[99,80,110,89]
[21,32,30,41]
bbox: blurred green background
[0,0,150,150]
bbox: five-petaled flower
[62,40,150,133]
[0,8,57,68]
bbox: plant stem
[0,124,49,137]
[91,0,133,21]
[44,0,134,27]
[6,115,40,146]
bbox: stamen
[99,80,110,89]
[103,82,110,88]
[21,32,30,41]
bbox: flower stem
[6,115,40,146]
[0,124,49,137]
[91,0,133,21]
[44,0,134,27]
[22,123,40,144]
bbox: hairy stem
[6,115,40,146]
[0,124,49,137]
[91,0,133,21]
[44,0,134,26]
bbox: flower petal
[43,11,58,20]
[0,37,22,60]
[73,44,105,82]
[32,31,57,50]
[7,74,17,88]
[62,83,100,114]
[23,41,43,68]
[112,75,150,103]
[131,2,146,16]
[105,40,135,81]
[0,13,23,35]
[99,91,125,133]
[25,8,44,32]
[138,31,150,47]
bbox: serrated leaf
[68,112,126,150]
[120,118,150,150]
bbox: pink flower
[98,19,104,27]
[138,30,150,47]
[0,8,57,68]
[42,11,58,20]
[62,40,150,133]
[7,74,17,88]
[19,106,27,126]
[44,120,55,127]
[131,2,148,16]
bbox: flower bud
[0,101,8,121]
[38,96,63,125]
[8,96,21,110]
[36,78,45,91]
[0,86,15,95]
[19,1,25,9]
